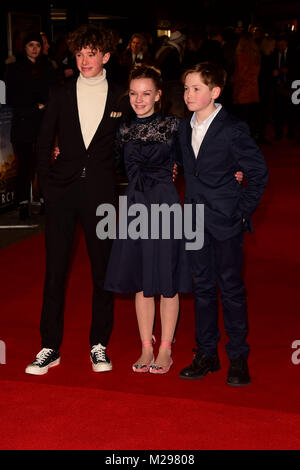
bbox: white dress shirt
[278,48,287,68]
[191,103,222,158]
[132,52,143,64]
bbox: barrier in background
[0,101,17,213]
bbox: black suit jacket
[37,77,130,205]
[5,56,57,143]
[272,47,300,87]
[177,107,268,241]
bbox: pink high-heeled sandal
[149,340,173,375]
[132,336,156,373]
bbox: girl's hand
[235,171,243,184]
[173,163,178,182]
[52,146,60,160]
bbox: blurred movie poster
[0,106,17,211]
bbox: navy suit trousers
[187,231,250,359]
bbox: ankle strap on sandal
[141,335,156,347]
[142,340,153,347]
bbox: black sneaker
[90,343,112,372]
[227,357,251,387]
[179,353,220,380]
[25,348,60,375]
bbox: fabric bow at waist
[129,165,172,193]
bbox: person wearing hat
[5,31,57,219]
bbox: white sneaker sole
[91,359,113,373]
[25,357,60,375]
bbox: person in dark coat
[271,33,299,140]
[5,32,57,219]
[119,33,153,82]
[155,30,186,117]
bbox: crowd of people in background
[1,21,300,220]
[4,22,300,135]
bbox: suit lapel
[183,117,196,168]
[195,107,228,167]
[67,79,117,152]
[87,82,114,150]
[67,79,86,151]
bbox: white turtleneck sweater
[76,70,108,149]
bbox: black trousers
[187,231,249,360]
[273,88,296,139]
[40,179,114,350]
[232,103,260,140]
[13,142,36,204]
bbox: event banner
[0,105,17,212]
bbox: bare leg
[134,291,155,366]
[153,294,179,367]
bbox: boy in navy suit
[178,63,268,386]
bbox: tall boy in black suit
[25,25,129,375]
[178,62,268,386]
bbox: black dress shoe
[179,353,220,380]
[227,357,250,387]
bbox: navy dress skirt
[104,113,192,297]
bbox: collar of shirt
[78,68,107,86]
[190,103,222,158]
[190,103,222,130]
[132,52,143,63]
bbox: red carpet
[1,138,300,450]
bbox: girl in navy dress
[104,66,192,374]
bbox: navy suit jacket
[177,107,268,241]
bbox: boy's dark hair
[67,24,113,54]
[129,65,163,91]
[182,62,227,90]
